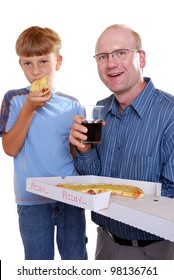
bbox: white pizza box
[106,194,174,241]
[26,175,161,211]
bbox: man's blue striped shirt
[75,77,174,240]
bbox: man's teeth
[109,74,119,76]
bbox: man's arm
[161,126,174,198]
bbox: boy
[0,26,87,260]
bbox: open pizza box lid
[26,175,161,211]
[96,180,174,241]
[105,196,174,241]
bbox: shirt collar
[131,77,156,118]
[109,77,156,118]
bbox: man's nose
[107,53,119,65]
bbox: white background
[0,0,174,267]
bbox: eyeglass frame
[93,48,140,64]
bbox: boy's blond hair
[16,26,61,57]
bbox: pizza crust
[57,183,144,199]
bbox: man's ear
[139,50,146,69]
[56,55,62,70]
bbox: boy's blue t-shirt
[0,87,79,205]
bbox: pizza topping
[86,189,95,195]
[42,87,49,94]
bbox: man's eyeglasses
[93,48,140,64]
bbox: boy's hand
[23,91,52,112]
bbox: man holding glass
[69,24,174,259]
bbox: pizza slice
[57,183,144,199]
[30,76,51,96]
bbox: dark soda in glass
[82,120,102,143]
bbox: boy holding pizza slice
[0,26,87,260]
[69,24,174,259]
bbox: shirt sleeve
[161,125,174,198]
[0,90,21,135]
[74,147,101,175]
[0,93,12,134]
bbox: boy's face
[19,53,62,87]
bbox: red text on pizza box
[26,175,113,211]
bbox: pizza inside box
[26,175,174,241]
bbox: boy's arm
[2,91,52,157]
[70,143,76,159]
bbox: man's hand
[69,115,92,153]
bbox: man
[69,24,174,259]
